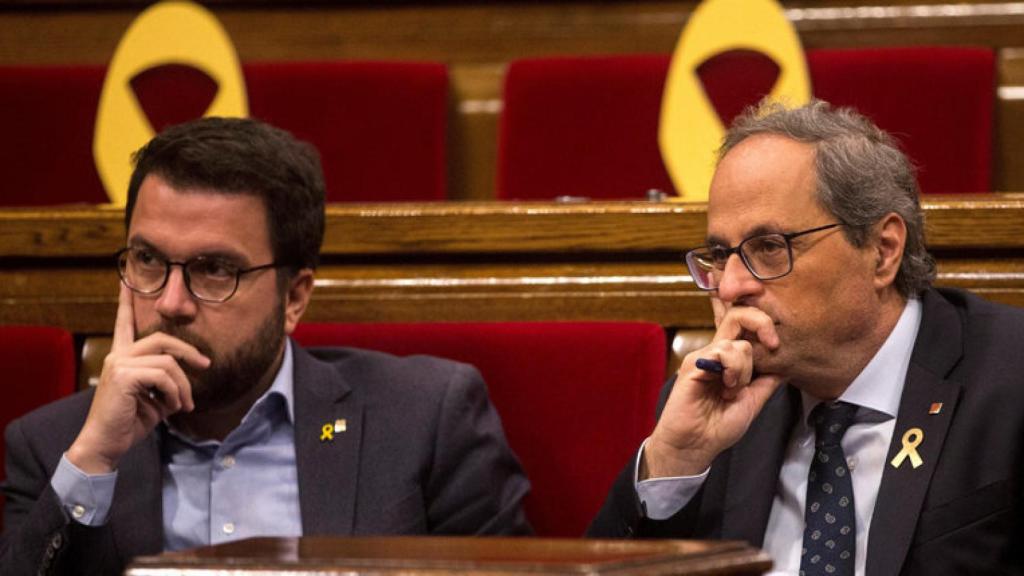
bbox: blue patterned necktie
[800,401,858,576]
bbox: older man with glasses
[590,100,1024,576]
[1,117,530,576]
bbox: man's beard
[137,308,285,413]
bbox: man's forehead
[706,186,801,243]
[128,173,273,262]
[706,134,822,242]
[706,221,789,246]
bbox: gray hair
[720,99,935,297]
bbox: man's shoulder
[295,344,484,397]
[5,388,94,445]
[925,287,1024,381]
[929,286,1024,333]
[303,345,475,375]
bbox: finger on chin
[710,296,726,327]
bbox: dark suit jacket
[0,343,531,575]
[589,287,1024,576]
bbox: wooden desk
[125,536,772,576]
[3,196,1024,335]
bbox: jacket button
[51,533,63,549]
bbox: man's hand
[66,284,209,474]
[641,299,786,479]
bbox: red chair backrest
[0,65,109,206]
[0,326,77,528]
[497,55,675,201]
[292,321,666,537]
[496,46,995,200]
[808,47,994,196]
[0,60,449,206]
[245,61,448,202]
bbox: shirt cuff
[50,452,117,526]
[633,438,710,520]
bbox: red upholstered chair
[808,47,994,196]
[245,61,449,202]
[0,326,78,529]
[0,65,110,206]
[496,46,995,200]
[292,321,666,537]
[0,60,448,206]
[497,56,674,201]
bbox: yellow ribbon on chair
[94,0,248,206]
[659,0,810,202]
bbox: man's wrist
[66,439,117,475]
[51,453,118,526]
[642,436,713,480]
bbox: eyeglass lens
[686,233,793,290]
[118,249,239,301]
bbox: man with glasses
[590,100,1024,575]
[1,117,530,575]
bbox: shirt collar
[162,338,296,447]
[800,297,922,424]
[264,337,296,424]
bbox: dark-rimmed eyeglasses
[116,247,283,303]
[685,223,844,291]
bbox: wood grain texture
[2,196,1021,256]
[125,535,771,576]
[4,2,1024,65]
[1,198,1022,335]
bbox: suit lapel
[867,290,964,576]
[292,343,364,535]
[109,432,163,561]
[721,385,800,545]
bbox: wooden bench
[1,196,1021,386]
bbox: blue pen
[696,358,724,374]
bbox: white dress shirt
[637,298,922,576]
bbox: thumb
[743,374,787,412]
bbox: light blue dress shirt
[636,299,922,576]
[52,340,303,550]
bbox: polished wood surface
[125,536,772,575]
[2,1,1024,198]
[5,195,1024,257]
[2,197,1023,339]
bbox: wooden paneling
[3,197,1023,337]
[999,48,1024,192]
[5,2,1024,66]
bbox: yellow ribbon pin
[320,424,334,442]
[890,427,924,469]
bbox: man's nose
[154,266,199,319]
[714,253,764,303]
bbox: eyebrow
[126,237,250,265]
[706,223,788,247]
[125,238,165,258]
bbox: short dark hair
[720,99,935,298]
[126,116,325,275]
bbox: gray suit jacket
[1,343,531,575]
[589,288,1024,576]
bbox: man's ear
[283,269,315,334]
[872,212,907,290]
